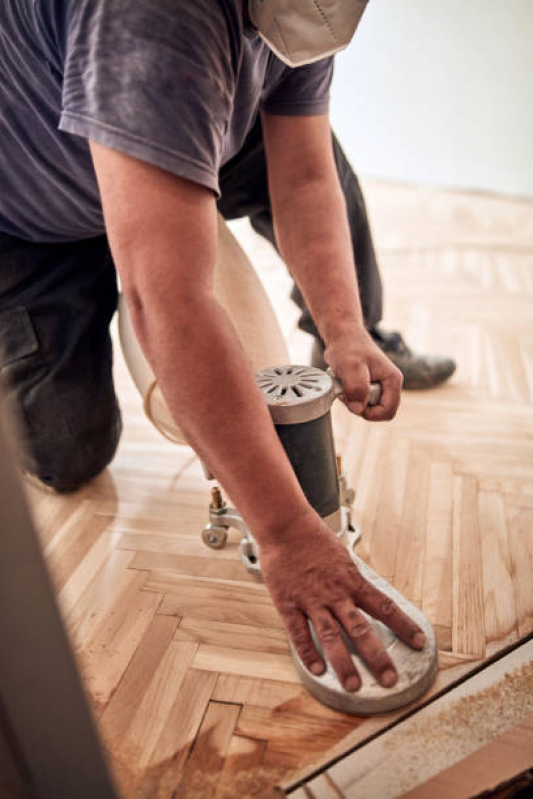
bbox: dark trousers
[218,118,382,336]
[0,234,122,491]
[0,121,382,491]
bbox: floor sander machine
[201,364,438,714]
[117,220,437,715]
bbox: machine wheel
[202,525,228,549]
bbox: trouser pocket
[0,305,71,441]
[0,306,39,366]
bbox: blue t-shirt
[0,0,333,242]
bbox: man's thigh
[0,232,121,491]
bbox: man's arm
[89,142,308,539]
[261,111,403,418]
[90,142,424,690]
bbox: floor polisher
[201,365,438,715]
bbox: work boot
[311,326,456,390]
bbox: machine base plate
[289,552,438,715]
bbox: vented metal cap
[255,365,334,424]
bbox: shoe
[311,326,456,390]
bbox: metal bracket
[337,464,361,549]
[201,468,360,574]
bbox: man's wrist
[321,318,368,348]
[252,504,331,552]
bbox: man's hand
[260,511,425,691]
[324,324,403,422]
[262,112,403,424]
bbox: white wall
[330,0,533,198]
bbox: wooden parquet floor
[26,183,533,798]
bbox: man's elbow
[124,277,210,336]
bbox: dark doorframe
[0,401,118,799]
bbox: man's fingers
[339,365,371,416]
[285,610,325,676]
[353,580,426,650]
[309,608,361,692]
[363,367,402,422]
[333,601,397,687]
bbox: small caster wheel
[202,524,228,549]
[345,488,355,505]
[347,524,362,549]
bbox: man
[1,0,432,694]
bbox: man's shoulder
[65,0,244,36]
[60,0,245,70]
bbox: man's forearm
[271,173,364,345]
[128,286,313,543]
[261,112,365,347]
[262,113,402,419]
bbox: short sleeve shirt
[0,0,333,242]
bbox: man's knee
[0,298,121,493]
[22,406,122,493]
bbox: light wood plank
[118,640,199,769]
[117,530,240,560]
[56,529,124,618]
[65,549,136,643]
[79,578,163,710]
[45,504,112,592]
[177,701,241,797]
[349,425,387,562]
[155,575,283,629]
[193,645,300,684]
[212,674,305,708]
[369,435,409,583]
[478,491,518,643]
[175,618,289,655]
[131,550,260,582]
[100,614,179,740]
[393,444,430,606]
[237,706,357,769]
[452,475,485,657]
[422,461,453,639]
[507,506,533,637]
[136,668,219,796]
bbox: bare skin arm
[261,111,403,419]
[89,143,306,539]
[90,142,424,691]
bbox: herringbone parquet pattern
[27,183,533,798]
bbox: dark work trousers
[218,116,383,338]
[0,119,382,492]
[0,234,121,491]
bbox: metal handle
[327,369,382,407]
